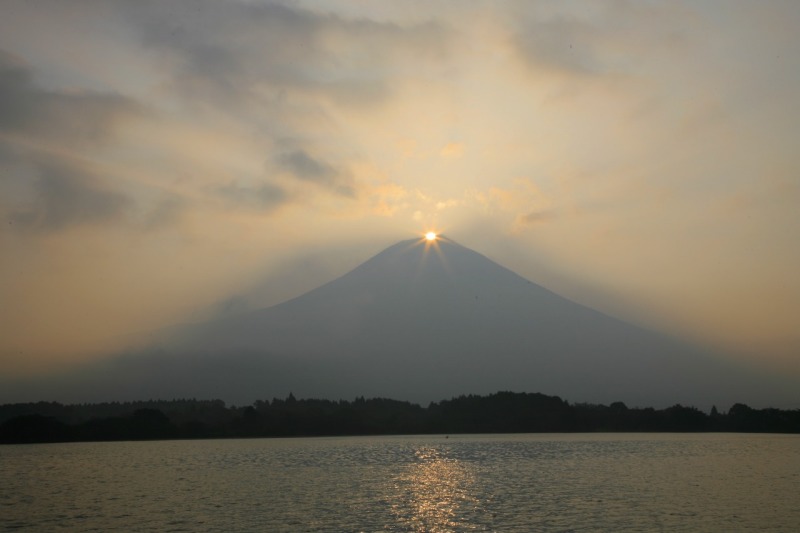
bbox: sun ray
[410,230,452,279]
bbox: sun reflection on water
[389,446,483,532]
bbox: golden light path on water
[388,446,485,532]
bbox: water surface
[2,433,799,531]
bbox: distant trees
[1,393,799,444]
[0,414,70,443]
[428,391,575,433]
[726,403,800,433]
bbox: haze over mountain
[2,237,797,408]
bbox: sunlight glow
[416,230,450,274]
[390,446,477,530]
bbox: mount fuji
[4,236,797,407]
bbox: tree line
[1,391,798,444]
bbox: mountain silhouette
[3,236,797,407]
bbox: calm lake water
[1,433,799,532]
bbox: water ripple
[1,434,798,532]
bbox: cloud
[276,150,337,183]
[0,49,141,145]
[0,50,34,130]
[142,195,186,230]
[470,179,551,217]
[436,199,460,210]
[216,181,288,213]
[125,0,449,109]
[274,149,356,198]
[513,16,600,76]
[440,142,464,158]
[108,0,452,210]
[515,210,556,229]
[509,2,695,81]
[0,0,799,378]
[359,180,408,217]
[0,48,146,233]
[9,156,131,231]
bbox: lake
[1,433,799,531]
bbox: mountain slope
[148,236,789,407]
[3,237,796,407]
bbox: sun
[425,231,437,241]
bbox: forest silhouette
[1,391,798,444]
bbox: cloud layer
[1,0,799,377]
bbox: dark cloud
[276,150,336,182]
[108,1,446,209]
[517,210,555,225]
[511,4,694,80]
[142,195,186,230]
[10,157,131,231]
[216,181,287,212]
[0,50,141,144]
[513,17,603,77]
[0,49,152,233]
[125,0,448,107]
[275,149,355,198]
[0,51,36,130]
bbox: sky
[1,0,798,380]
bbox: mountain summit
[5,237,796,407]
[176,236,608,358]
